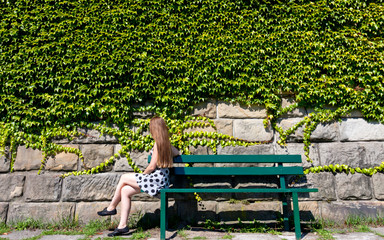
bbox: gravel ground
[1,227,384,240]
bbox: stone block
[192,100,217,119]
[0,174,25,201]
[7,203,75,223]
[196,201,218,223]
[188,146,214,156]
[217,145,274,167]
[24,174,62,202]
[281,98,306,117]
[73,127,118,144]
[372,174,384,200]
[296,201,320,221]
[233,120,274,142]
[133,111,155,118]
[311,121,339,142]
[277,118,304,142]
[218,144,274,156]
[114,145,150,172]
[343,110,364,118]
[233,176,280,201]
[306,106,337,115]
[81,144,114,170]
[289,173,337,201]
[122,200,167,225]
[183,125,216,134]
[275,143,320,168]
[0,149,10,172]
[218,101,267,119]
[14,146,43,171]
[62,173,121,201]
[175,200,199,223]
[76,202,114,224]
[131,192,161,202]
[320,201,384,222]
[111,200,175,228]
[192,176,232,201]
[336,173,372,200]
[319,142,384,168]
[217,201,281,221]
[340,118,384,141]
[0,203,8,222]
[214,119,233,136]
[45,145,78,171]
[277,118,339,142]
[76,200,161,224]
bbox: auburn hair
[149,116,173,168]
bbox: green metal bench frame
[149,154,317,240]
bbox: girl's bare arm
[143,143,158,174]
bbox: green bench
[149,154,318,240]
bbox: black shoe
[97,207,117,216]
[108,226,130,237]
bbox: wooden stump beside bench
[149,154,318,240]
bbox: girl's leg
[118,185,140,229]
[107,173,140,211]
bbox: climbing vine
[1,0,384,176]
[60,116,266,178]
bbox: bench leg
[281,194,290,231]
[160,191,167,240]
[292,192,301,240]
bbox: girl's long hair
[149,116,173,168]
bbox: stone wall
[1,99,384,225]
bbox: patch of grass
[128,211,144,229]
[3,218,118,240]
[177,229,188,239]
[82,219,115,236]
[314,229,335,240]
[8,216,81,232]
[313,218,341,229]
[354,224,371,232]
[267,229,281,235]
[308,215,384,239]
[375,231,384,238]
[41,229,83,235]
[130,228,151,240]
[201,218,275,234]
[0,222,10,235]
[345,215,384,228]
[12,218,46,230]
[344,215,384,233]
[97,237,126,240]
[50,216,80,230]
[222,234,234,239]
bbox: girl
[97,116,179,237]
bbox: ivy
[59,116,265,177]
[1,0,384,176]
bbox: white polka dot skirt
[135,168,170,196]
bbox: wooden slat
[148,155,302,163]
[161,188,318,193]
[173,166,304,175]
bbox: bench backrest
[148,154,303,189]
[148,154,304,176]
